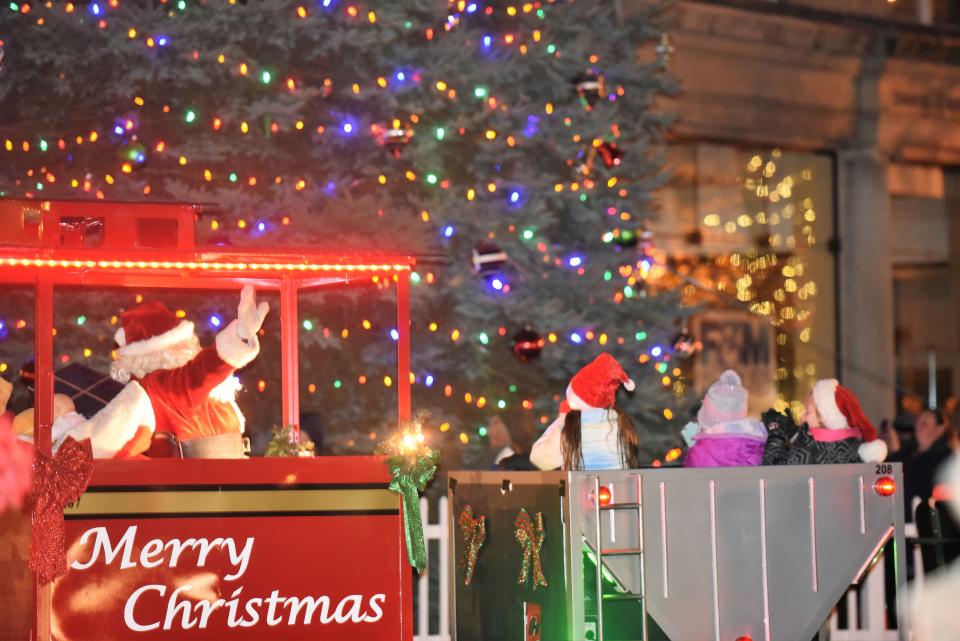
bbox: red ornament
[596,142,623,169]
[473,242,508,276]
[512,328,544,362]
[458,505,486,586]
[29,437,94,585]
[574,72,605,108]
[671,328,701,359]
[383,128,411,158]
[578,142,623,175]
[375,121,413,158]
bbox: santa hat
[811,379,887,463]
[115,301,196,358]
[566,353,635,411]
[698,370,748,427]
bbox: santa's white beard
[110,337,201,383]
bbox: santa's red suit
[60,286,269,458]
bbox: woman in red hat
[530,353,640,470]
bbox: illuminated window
[654,143,836,412]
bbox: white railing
[416,496,926,641]
[414,496,451,641]
[829,522,923,641]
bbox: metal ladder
[591,473,648,641]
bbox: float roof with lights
[0,197,417,447]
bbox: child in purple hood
[683,370,767,468]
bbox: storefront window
[652,142,837,417]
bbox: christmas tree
[0,0,688,463]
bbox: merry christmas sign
[51,463,408,641]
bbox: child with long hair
[530,353,639,470]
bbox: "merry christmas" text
[71,525,253,581]
[69,525,387,632]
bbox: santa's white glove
[236,285,269,343]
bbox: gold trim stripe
[65,488,398,516]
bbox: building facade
[645,0,960,422]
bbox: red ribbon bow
[458,505,486,586]
[29,437,93,585]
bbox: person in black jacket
[762,379,887,466]
[886,408,954,515]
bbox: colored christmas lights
[0,0,692,460]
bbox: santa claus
[60,285,269,458]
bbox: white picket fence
[414,496,922,641]
[414,496,451,641]
[827,521,923,641]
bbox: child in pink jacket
[683,370,767,468]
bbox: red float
[0,199,416,641]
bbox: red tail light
[874,476,896,497]
[595,486,612,507]
[735,636,753,641]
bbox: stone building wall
[640,0,960,418]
